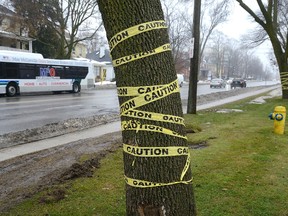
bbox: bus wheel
[72,82,81,93]
[6,84,18,97]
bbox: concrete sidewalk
[0,121,121,162]
[0,85,280,162]
[196,85,280,111]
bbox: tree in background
[235,0,288,99]
[181,0,231,65]
[162,0,190,74]
[11,0,101,59]
[206,31,266,79]
[160,0,230,77]
[32,25,59,58]
[97,0,196,215]
[199,0,230,60]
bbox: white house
[86,47,115,82]
[0,5,34,52]
[73,57,107,89]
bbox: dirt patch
[0,132,122,212]
[38,187,67,204]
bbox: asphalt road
[0,81,278,135]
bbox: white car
[177,74,184,87]
[210,78,226,88]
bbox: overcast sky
[219,2,273,67]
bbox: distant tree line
[161,0,267,81]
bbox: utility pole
[187,0,201,114]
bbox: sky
[219,1,274,68]
[220,1,258,39]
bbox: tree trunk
[269,31,288,99]
[97,1,196,215]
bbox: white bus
[0,51,93,97]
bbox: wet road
[0,89,120,135]
[0,81,277,135]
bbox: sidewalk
[0,122,121,162]
[0,85,280,162]
[196,85,280,111]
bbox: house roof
[86,49,112,65]
[73,57,106,66]
[0,5,16,16]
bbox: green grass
[4,96,288,216]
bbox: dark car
[231,78,246,88]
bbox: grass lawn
[3,96,288,216]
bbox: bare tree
[160,0,230,77]
[208,32,229,78]
[180,0,231,114]
[206,31,266,79]
[183,0,231,61]
[161,0,190,73]
[200,0,230,60]
[235,0,288,99]
[11,0,101,59]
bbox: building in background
[0,5,34,52]
[86,47,115,82]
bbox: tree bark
[97,1,196,215]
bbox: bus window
[19,64,36,79]
[64,66,88,79]
[51,66,64,78]
[6,63,18,78]
[0,63,3,78]
[78,67,89,79]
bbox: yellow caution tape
[121,120,187,140]
[117,85,164,97]
[123,144,189,157]
[120,79,179,114]
[119,80,181,128]
[109,20,167,52]
[180,154,191,181]
[122,109,185,125]
[108,22,190,187]
[281,72,288,90]
[124,143,191,182]
[125,176,193,188]
[112,43,171,67]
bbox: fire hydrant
[269,106,286,134]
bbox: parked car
[231,78,247,88]
[210,78,226,88]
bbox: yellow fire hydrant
[269,106,286,134]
